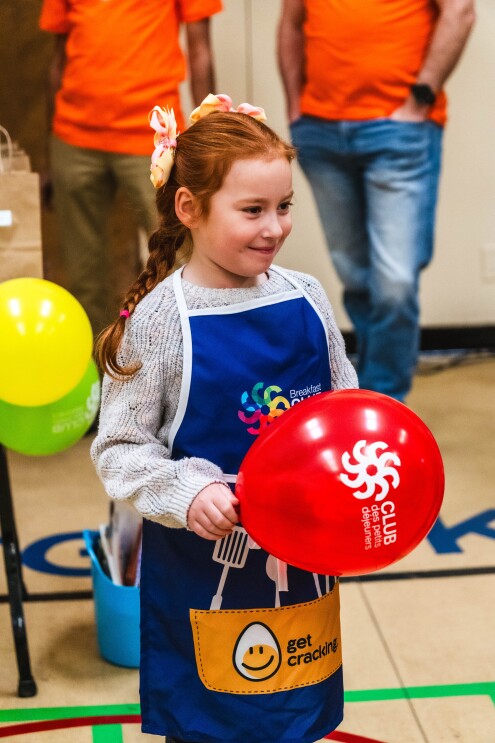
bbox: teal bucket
[83,529,140,668]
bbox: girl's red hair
[96,112,295,378]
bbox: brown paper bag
[0,126,43,282]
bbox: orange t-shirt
[300,0,447,126]
[40,0,223,154]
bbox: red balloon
[236,390,444,576]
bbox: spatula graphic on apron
[210,526,250,609]
[266,555,289,608]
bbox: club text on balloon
[361,502,397,551]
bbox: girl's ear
[175,187,200,228]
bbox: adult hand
[40,170,54,210]
[187,483,239,540]
[389,95,430,123]
[288,106,301,124]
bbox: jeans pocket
[380,120,432,159]
[289,116,308,147]
[386,118,430,134]
[289,116,304,139]
[289,116,304,128]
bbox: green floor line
[344,681,495,704]
[0,682,493,725]
[0,704,140,723]
[92,724,124,743]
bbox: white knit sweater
[90,267,358,528]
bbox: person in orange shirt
[278,0,475,402]
[40,0,222,336]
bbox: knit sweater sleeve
[90,289,227,530]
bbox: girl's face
[184,157,293,288]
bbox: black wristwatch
[411,83,437,106]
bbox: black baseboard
[342,325,495,355]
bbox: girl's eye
[278,201,293,212]
[243,206,262,214]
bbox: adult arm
[46,34,66,125]
[277,0,306,123]
[391,0,476,122]
[185,18,217,106]
[42,33,66,207]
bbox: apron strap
[270,266,329,350]
[168,268,193,451]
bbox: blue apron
[140,267,343,742]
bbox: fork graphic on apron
[210,526,251,609]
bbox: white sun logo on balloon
[340,440,401,501]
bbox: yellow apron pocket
[190,584,342,694]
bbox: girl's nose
[260,213,284,239]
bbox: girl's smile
[181,157,294,289]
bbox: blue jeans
[291,116,443,401]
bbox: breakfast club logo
[238,380,322,435]
[238,382,290,435]
[232,622,338,682]
[340,440,401,501]
[340,440,402,551]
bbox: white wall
[182,0,495,330]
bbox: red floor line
[0,715,386,742]
[0,715,141,737]
[325,732,387,743]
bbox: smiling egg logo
[232,622,282,681]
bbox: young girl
[92,94,358,743]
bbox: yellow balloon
[0,278,93,406]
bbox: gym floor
[1,354,494,743]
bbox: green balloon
[0,360,100,456]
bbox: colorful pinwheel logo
[340,440,401,501]
[238,382,290,435]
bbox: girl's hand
[187,483,240,540]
